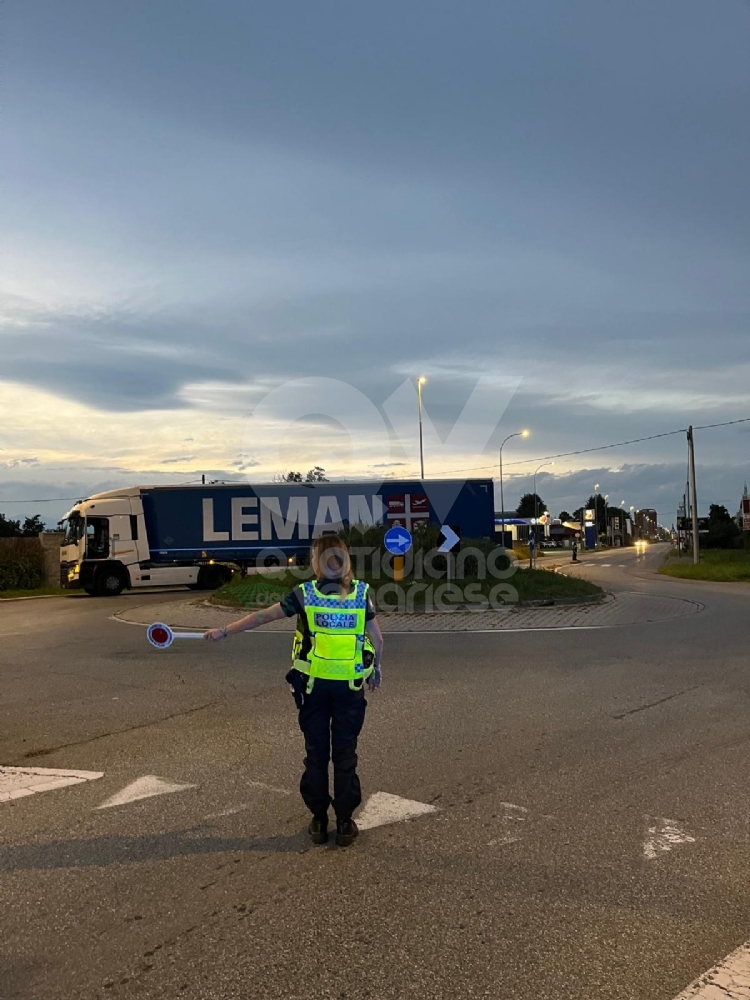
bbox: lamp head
[521,429,530,438]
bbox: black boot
[308,815,328,845]
[335,818,359,848]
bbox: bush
[0,538,45,591]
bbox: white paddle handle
[171,632,206,639]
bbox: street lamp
[617,501,625,547]
[594,483,601,545]
[417,377,427,480]
[533,461,555,551]
[499,429,530,548]
[604,494,610,545]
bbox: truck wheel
[95,568,125,596]
[197,565,225,590]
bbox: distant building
[739,484,750,532]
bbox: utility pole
[687,426,700,566]
[417,377,426,480]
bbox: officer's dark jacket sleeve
[365,589,376,622]
[279,586,304,618]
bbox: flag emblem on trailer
[386,494,430,530]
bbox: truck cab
[60,489,230,595]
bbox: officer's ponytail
[311,535,353,596]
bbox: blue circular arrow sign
[384,525,412,556]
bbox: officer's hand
[204,628,227,641]
[367,665,382,692]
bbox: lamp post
[604,494,610,545]
[499,429,529,548]
[594,483,601,546]
[533,461,554,555]
[618,500,626,547]
[417,377,426,480]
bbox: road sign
[384,525,412,556]
[438,524,460,553]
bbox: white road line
[355,792,438,831]
[1,766,103,803]
[488,802,529,847]
[247,779,292,796]
[97,775,197,809]
[644,817,696,859]
[673,941,750,998]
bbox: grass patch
[659,548,750,582]
[0,586,73,600]
[211,564,603,611]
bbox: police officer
[205,534,383,848]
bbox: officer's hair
[311,534,353,594]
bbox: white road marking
[600,563,612,567]
[247,779,291,796]
[355,791,438,831]
[673,941,750,998]
[644,817,696,859]
[1,765,103,803]
[204,803,252,819]
[97,775,197,809]
[488,802,528,846]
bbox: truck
[59,478,495,595]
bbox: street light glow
[417,376,427,385]
[521,429,530,438]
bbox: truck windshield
[62,514,84,546]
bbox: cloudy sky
[1,0,748,527]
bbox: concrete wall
[40,532,64,587]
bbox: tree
[276,468,328,483]
[0,513,22,538]
[558,510,572,523]
[21,515,46,536]
[516,493,546,519]
[706,504,740,549]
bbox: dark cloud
[1,1,748,518]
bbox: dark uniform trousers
[287,672,367,823]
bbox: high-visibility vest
[291,579,374,690]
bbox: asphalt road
[2,545,750,1000]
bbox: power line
[694,416,750,431]
[1,417,747,504]
[0,496,82,504]
[429,418,750,477]
[434,428,689,476]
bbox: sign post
[438,525,460,588]
[384,525,412,583]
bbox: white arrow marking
[1,765,103,803]
[644,817,695,859]
[438,525,460,553]
[488,802,529,846]
[355,792,438,831]
[97,775,197,809]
